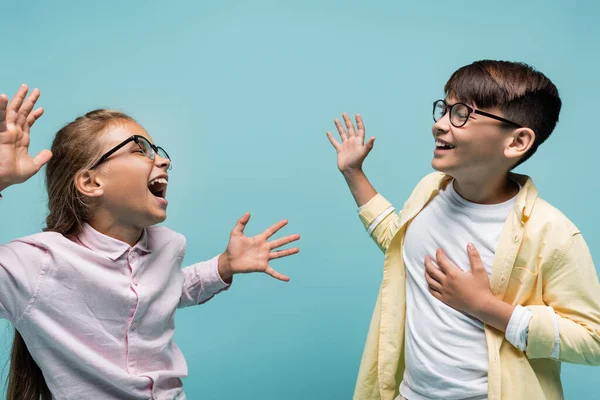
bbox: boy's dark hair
[444,60,562,167]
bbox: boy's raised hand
[326,112,376,174]
[218,213,300,282]
[0,84,52,192]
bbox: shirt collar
[76,223,152,261]
[435,172,538,223]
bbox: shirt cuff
[357,194,395,234]
[505,304,532,351]
[185,255,231,299]
[525,305,559,358]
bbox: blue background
[1,1,598,398]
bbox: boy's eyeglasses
[91,135,172,170]
[432,99,523,128]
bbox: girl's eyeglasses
[433,99,522,128]
[91,135,172,170]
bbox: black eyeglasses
[433,99,522,128]
[91,135,172,170]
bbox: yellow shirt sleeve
[526,233,600,365]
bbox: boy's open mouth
[148,176,168,199]
[435,139,455,150]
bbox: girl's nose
[156,155,171,170]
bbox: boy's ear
[74,170,104,198]
[505,128,535,161]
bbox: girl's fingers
[7,84,28,125]
[16,88,40,128]
[269,234,300,250]
[32,149,53,170]
[269,247,299,260]
[24,107,44,134]
[0,94,8,132]
[231,213,251,235]
[326,131,341,151]
[356,114,365,139]
[343,112,356,137]
[265,266,290,282]
[334,118,348,142]
[261,219,288,240]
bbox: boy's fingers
[356,114,365,138]
[424,256,445,283]
[343,112,356,136]
[326,131,341,150]
[7,84,28,125]
[425,270,443,292]
[366,136,376,151]
[334,118,348,141]
[467,243,485,272]
[265,266,290,282]
[435,248,457,275]
[16,88,40,128]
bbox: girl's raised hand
[326,112,376,174]
[0,84,52,192]
[218,213,300,282]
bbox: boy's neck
[452,171,519,205]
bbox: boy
[326,60,600,400]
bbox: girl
[0,84,300,400]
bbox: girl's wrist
[217,252,234,281]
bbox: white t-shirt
[399,180,518,400]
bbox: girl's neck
[87,216,144,247]
[452,171,519,205]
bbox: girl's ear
[505,127,535,161]
[74,170,104,198]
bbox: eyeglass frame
[432,99,523,128]
[91,135,172,170]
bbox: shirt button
[131,322,137,330]
[132,277,139,285]
[513,234,521,243]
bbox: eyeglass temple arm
[474,110,522,127]
[91,137,137,169]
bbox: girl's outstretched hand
[326,112,376,174]
[218,213,300,282]
[0,84,52,192]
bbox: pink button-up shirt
[0,223,230,399]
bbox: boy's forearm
[472,294,515,332]
[342,168,377,208]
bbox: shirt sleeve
[0,240,46,322]
[525,233,600,365]
[178,255,231,308]
[357,194,402,253]
[505,305,533,352]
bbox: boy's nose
[432,112,451,136]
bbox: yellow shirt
[354,172,600,400]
